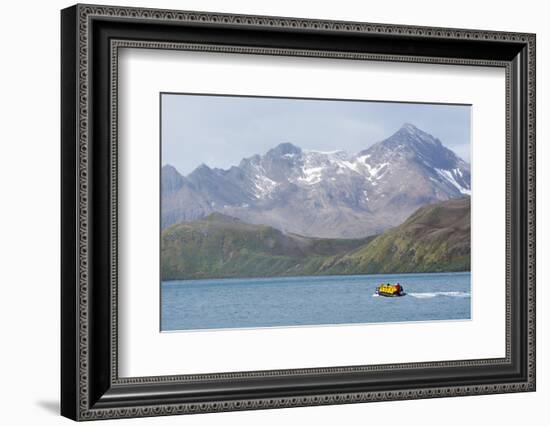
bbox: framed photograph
[61,4,536,421]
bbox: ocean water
[161,272,471,331]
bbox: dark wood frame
[61,4,536,421]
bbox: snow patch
[298,166,324,185]
[303,149,344,155]
[252,173,278,198]
[364,162,389,180]
[340,160,361,173]
[435,168,471,195]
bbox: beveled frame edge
[61,3,536,421]
[110,40,512,386]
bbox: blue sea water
[160,272,471,331]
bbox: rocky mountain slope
[162,123,470,238]
[161,198,470,280]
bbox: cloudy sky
[161,93,471,175]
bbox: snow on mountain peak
[435,168,471,195]
[303,149,345,155]
[400,122,419,132]
[395,123,441,145]
[163,125,470,237]
[266,142,302,157]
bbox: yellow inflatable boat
[376,283,406,297]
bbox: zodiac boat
[376,283,406,297]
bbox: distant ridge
[162,123,470,238]
[161,198,470,280]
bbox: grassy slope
[321,197,470,275]
[161,198,470,280]
[161,213,373,280]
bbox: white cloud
[162,94,471,175]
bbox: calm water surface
[161,272,471,331]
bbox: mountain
[161,123,470,238]
[322,197,470,274]
[160,212,374,280]
[161,198,470,280]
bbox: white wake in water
[408,291,470,299]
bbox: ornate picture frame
[61,4,535,421]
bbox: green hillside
[321,197,470,275]
[161,213,373,280]
[161,198,470,280]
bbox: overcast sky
[161,93,471,175]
